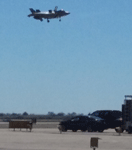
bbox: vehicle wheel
[81,129,86,132]
[87,126,93,132]
[72,129,77,132]
[128,126,132,134]
[128,129,132,134]
[61,125,67,132]
[122,129,124,133]
[93,130,97,132]
[115,127,124,133]
[98,129,104,132]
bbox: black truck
[58,115,106,132]
[90,110,123,132]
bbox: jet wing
[29,8,36,13]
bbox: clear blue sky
[0,0,132,115]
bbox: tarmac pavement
[0,128,132,150]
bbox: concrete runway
[0,128,132,150]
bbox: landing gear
[47,19,50,23]
[59,18,61,22]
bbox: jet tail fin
[29,8,36,13]
[54,6,58,11]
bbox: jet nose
[66,11,70,15]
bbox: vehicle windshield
[71,117,79,121]
[88,115,103,120]
[91,110,122,120]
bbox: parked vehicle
[58,115,106,132]
[90,110,123,132]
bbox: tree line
[0,112,84,121]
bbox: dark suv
[90,110,123,131]
[58,115,106,132]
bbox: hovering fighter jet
[28,6,70,22]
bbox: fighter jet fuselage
[28,6,70,22]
